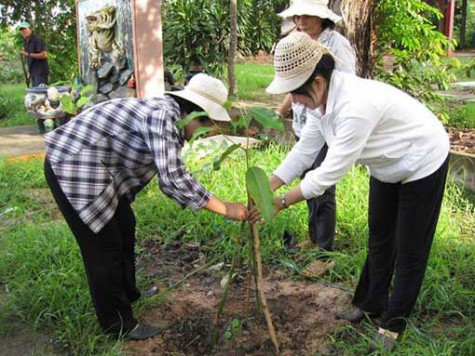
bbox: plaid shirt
[45,96,211,233]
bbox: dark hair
[290,54,335,97]
[292,16,336,31]
[171,95,210,123]
[322,19,335,30]
[172,95,202,114]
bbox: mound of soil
[122,238,351,355]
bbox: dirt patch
[122,239,350,355]
[448,128,475,155]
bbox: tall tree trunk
[329,0,374,78]
[228,0,237,95]
[460,0,468,48]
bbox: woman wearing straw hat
[44,74,248,341]
[252,32,449,351]
[276,0,356,253]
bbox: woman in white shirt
[255,31,450,351]
[276,0,356,252]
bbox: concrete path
[0,126,261,159]
[0,125,45,158]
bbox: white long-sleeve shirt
[292,28,356,137]
[274,71,450,200]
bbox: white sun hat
[267,31,331,94]
[166,73,231,122]
[278,0,342,24]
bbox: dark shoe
[142,286,159,297]
[125,323,162,341]
[282,230,297,253]
[368,330,397,352]
[335,307,374,323]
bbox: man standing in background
[18,21,49,133]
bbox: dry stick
[211,230,243,347]
[248,227,261,313]
[251,222,279,353]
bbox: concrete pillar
[131,0,164,97]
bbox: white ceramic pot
[24,85,71,119]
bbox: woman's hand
[248,195,285,224]
[224,202,249,221]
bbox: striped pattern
[45,96,211,233]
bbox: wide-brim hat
[17,21,31,30]
[278,0,342,24]
[166,73,231,122]
[267,31,330,94]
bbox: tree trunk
[329,0,374,78]
[228,0,238,95]
[460,0,468,48]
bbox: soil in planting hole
[122,238,351,355]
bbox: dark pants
[44,158,140,334]
[302,143,336,250]
[352,155,449,332]
[31,75,48,133]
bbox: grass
[233,62,275,102]
[0,143,474,354]
[0,83,35,127]
[447,102,475,129]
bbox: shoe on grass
[335,307,379,323]
[368,328,398,352]
[142,286,159,297]
[125,323,162,341]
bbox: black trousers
[44,158,140,334]
[31,75,49,133]
[352,155,449,332]
[302,143,336,250]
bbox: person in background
[252,31,450,352]
[275,0,356,253]
[44,74,248,341]
[18,21,50,134]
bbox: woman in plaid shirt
[44,74,248,340]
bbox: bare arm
[276,94,292,117]
[203,196,248,221]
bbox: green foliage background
[0,0,78,83]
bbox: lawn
[0,83,34,127]
[0,142,474,354]
[0,60,474,354]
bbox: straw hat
[267,31,331,94]
[167,73,231,122]
[278,0,342,24]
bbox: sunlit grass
[0,145,474,354]
[0,83,34,127]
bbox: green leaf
[223,100,234,110]
[212,144,240,171]
[80,85,95,96]
[249,107,284,132]
[60,95,76,115]
[246,166,275,222]
[188,126,212,145]
[76,96,91,109]
[175,111,208,129]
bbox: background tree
[0,0,78,83]
[229,0,238,96]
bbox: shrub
[0,94,15,119]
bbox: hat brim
[278,6,342,23]
[166,89,231,122]
[266,65,315,95]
